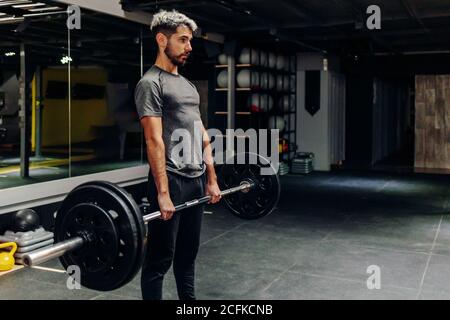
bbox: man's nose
[185,42,192,52]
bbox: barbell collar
[22,237,85,267]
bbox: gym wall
[415,75,450,170]
[372,78,410,165]
[41,67,114,147]
[296,53,346,171]
[0,71,20,145]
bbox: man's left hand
[206,181,221,204]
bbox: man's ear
[156,32,168,48]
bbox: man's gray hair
[150,9,198,33]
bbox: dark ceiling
[122,0,450,55]
[1,0,450,69]
[0,0,146,68]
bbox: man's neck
[154,56,178,75]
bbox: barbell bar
[19,152,280,291]
[22,181,254,267]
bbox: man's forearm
[205,163,217,183]
[202,129,217,183]
[147,138,169,194]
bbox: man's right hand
[158,192,176,220]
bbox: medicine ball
[11,209,40,232]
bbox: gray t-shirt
[135,65,205,178]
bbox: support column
[19,43,30,178]
[226,55,235,159]
[35,66,42,158]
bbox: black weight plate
[220,152,280,220]
[55,184,140,291]
[56,203,119,273]
[85,181,147,286]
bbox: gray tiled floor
[1,172,450,300]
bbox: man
[135,10,221,300]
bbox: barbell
[21,152,280,291]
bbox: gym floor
[1,171,449,300]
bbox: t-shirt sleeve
[134,79,163,119]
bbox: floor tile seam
[318,239,432,256]
[286,269,419,292]
[416,215,444,299]
[200,223,249,246]
[260,263,298,293]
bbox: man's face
[164,25,193,67]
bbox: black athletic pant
[141,171,205,300]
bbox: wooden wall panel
[415,75,450,170]
[415,128,425,167]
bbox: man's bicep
[135,80,163,118]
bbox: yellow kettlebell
[0,242,17,271]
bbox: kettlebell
[0,242,17,271]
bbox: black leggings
[141,171,205,300]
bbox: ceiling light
[13,2,45,8]
[0,1,30,7]
[28,6,61,12]
[61,56,72,64]
[23,10,66,17]
[5,52,16,56]
[0,16,24,24]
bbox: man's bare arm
[141,116,168,193]
[140,116,175,220]
[202,125,217,183]
[202,125,221,203]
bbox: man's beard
[165,45,188,67]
